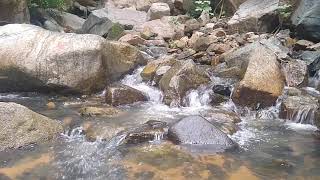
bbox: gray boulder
[0,24,145,94]
[0,102,63,151]
[168,116,237,151]
[291,0,320,42]
[0,24,106,94]
[227,0,281,33]
[45,9,85,32]
[82,7,147,37]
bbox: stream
[0,67,320,180]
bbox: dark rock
[105,84,148,106]
[212,85,232,97]
[168,116,237,151]
[45,9,85,32]
[291,0,320,42]
[294,40,315,51]
[114,120,168,145]
[298,51,320,75]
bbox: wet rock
[141,56,176,81]
[0,24,107,94]
[82,122,124,142]
[79,106,122,117]
[282,59,308,87]
[279,94,320,127]
[298,51,320,75]
[291,0,320,42]
[159,60,210,106]
[46,102,56,110]
[212,85,232,97]
[0,102,63,151]
[0,0,29,24]
[168,116,237,150]
[104,41,147,82]
[210,93,229,106]
[134,16,184,40]
[105,84,148,106]
[115,120,168,145]
[147,3,171,20]
[227,0,280,33]
[141,46,168,58]
[232,45,285,108]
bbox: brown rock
[105,84,148,106]
[232,46,285,108]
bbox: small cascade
[121,67,163,103]
[183,87,212,107]
[289,106,316,125]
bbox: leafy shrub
[28,0,68,10]
[188,0,213,18]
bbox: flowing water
[0,67,320,180]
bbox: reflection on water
[0,67,320,179]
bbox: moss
[107,23,125,40]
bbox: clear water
[0,67,320,180]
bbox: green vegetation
[188,0,226,18]
[28,0,69,10]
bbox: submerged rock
[279,94,320,127]
[232,45,285,108]
[159,60,210,106]
[0,102,63,151]
[105,84,148,106]
[79,106,122,117]
[168,116,237,151]
[114,120,168,145]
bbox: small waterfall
[184,88,212,107]
[121,67,163,103]
[289,107,316,125]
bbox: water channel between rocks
[0,67,320,180]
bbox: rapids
[0,66,320,179]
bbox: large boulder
[82,7,147,35]
[291,0,320,42]
[105,84,148,106]
[0,0,29,24]
[0,24,145,94]
[104,41,147,82]
[147,3,171,20]
[0,102,63,151]
[168,116,237,151]
[159,60,210,106]
[227,0,281,33]
[0,24,106,94]
[134,16,184,40]
[231,45,285,108]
